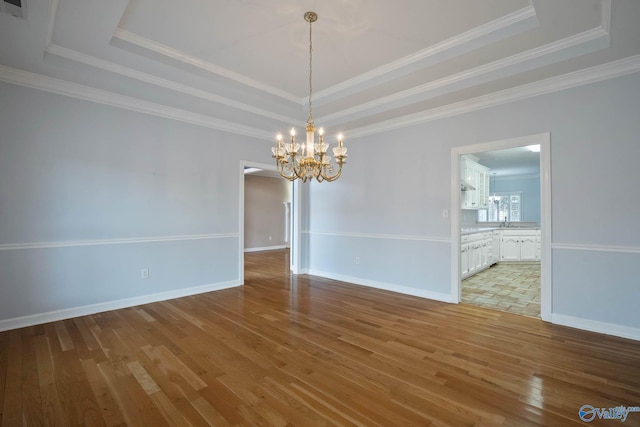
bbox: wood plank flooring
[1,249,640,426]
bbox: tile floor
[462,262,540,317]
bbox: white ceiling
[474,146,540,176]
[1,0,639,142]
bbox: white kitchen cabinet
[461,157,490,210]
[471,241,482,273]
[463,228,540,279]
[480,239,490,266]
[491,230,501,262]
[461,158,477,209]
[461,158,476,190]
[500,230,541,261]
[520,235,538,261]
[500,234,521,261]
[461,235,471,277]
[461,231,495,279]
[477,166,490,209]
[461,244,470,277]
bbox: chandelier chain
[308,16,313,125]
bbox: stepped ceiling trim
[112,28,301,104]
[3,54,638,143]
[45,44,303,126]
[347,54,640,139]
[1,0,635,141]
[0,64,273,140]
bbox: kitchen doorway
[450,134,551,321]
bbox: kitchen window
[478,192,522,222]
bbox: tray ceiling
[0,0,639,141]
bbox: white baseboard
[244,245,287,253]
[0,280,242,332]
[304,271,640,341]
[551,313,640,341]
[306,269,456,303]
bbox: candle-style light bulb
[305,124,315,159]
[277,133,283,142]
[318,128,324,136]
[290,128,296,137]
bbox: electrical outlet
[141,268,149,279]
[443,209,449,218]
[355,257,361,265]
[269,235,272,241]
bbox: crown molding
[46,23,610,134]
[112,28,300,104]
[311,5,539,107]
[601,0,612,33]
[45,44,301,126]
[0,45,640,145]
[108,6,539,109]
[3,53,637,144]
[319,26,610,126]
[0,64,274,141]
[3,52,637,144]
[45,0,59,46]
[346,54,640,139]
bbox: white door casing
[451,133,551,321]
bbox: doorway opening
[451,134,551,321]
[239,161,300,284]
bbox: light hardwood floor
[1,249,639,426]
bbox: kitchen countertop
[461,227,496,235]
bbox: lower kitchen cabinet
[461,244,470,277]
[462,228,540,279]
[461,232,494,279]
[500,229,541,261]
[491,230,501,263]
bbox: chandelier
[272,11,347,182]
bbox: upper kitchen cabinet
[461,156,490,210]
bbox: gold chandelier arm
[292,158,307,181]
[319,161,343,182]
[276,159,297,181]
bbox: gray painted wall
[1,70,639,336]
[0,82,272,322]
[244,175,291,250]
[307,71,640,330]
